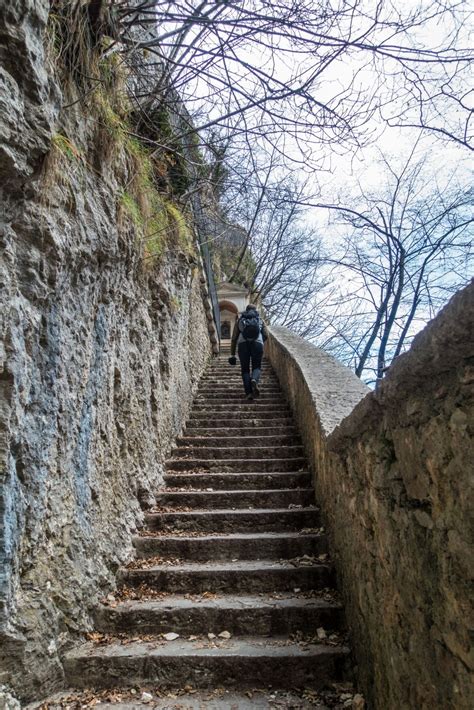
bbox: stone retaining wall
[267,282,473,709]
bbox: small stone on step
[316,627,327,640]
[141,691,153,703]
[218,630,232,639]
[163,632,180,641]
[208,633,216,639]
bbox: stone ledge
[266,325,368,436]
[329,279,474,449]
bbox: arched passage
[219,300,239,340]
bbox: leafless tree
[207,155,329,337]
[307,145,473,382]
[66,0,474,165]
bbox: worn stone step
[201,371,276,377]
[163,472,312,490]
[189,410,291,419]
[165,457,307,473]
[170,446,305,461]
[198,383,281,391]
[144,508,320,533]
[177,434,300,447]
[183,432,301,443]
[199,388,280,395]
[184,425,294,435]
[40,689,348,709]
[197,386,282,392]
[199,378,280,385]
[193,400,288,411]
[155,489,314,510]
[199,386,280,393]
[118,560,333,593]
[203,364,274,370]
[64,637,349,690]
[193,402,284,409]
[95,595,343,636]
[198,380,282,397]
[133,532,327,561]
[191,403,289,412]
[187,416,294,427]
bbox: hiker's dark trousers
[238,340,263,395]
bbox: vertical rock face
[0,0,212,699]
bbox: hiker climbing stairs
[61,347,352,704]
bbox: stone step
[190,410,291,420]
[64,637,349,690]
[199,382,280,390]
[144,508,320,533]
[198,384,281,392]
[202,383,277,388]
[165,458,307,473]
[163,472,312,490]
[194,399,285,407]
[41,689,350,709]
[197,385,281,392]
[95,594,343,636]
[170,446,305,461]
[199,385,280,392]
[183,427,299,438]
[155,489,314,510]
[133,532,327,561]
[186,416,294,427]
[191,403,289,412]
[118,560,333,593]
[177,434,301,447]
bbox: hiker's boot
[251,379,260,398]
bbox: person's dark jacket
[230,310,268,356]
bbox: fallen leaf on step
[352,693,365,709]
[317,627,327,640]
[208,632,216,639]
[218,630,231,639]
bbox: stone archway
[219,300,239,340]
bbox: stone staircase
[62,349,351,705]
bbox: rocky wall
[0,0,213,700]
[267,282,473,709]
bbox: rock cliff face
[0,1,213,699]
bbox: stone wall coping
[329,279,474,450]
[268,326,369,435]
